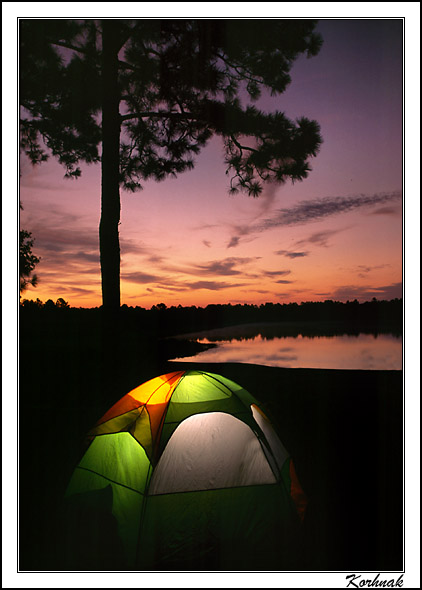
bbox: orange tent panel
[95,372,184,426]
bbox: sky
[18,18,404,309]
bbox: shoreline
[169,319,403,342]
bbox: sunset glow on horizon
[19,19,403,310]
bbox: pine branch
[118,60,137,71]
[49,39,88,55]
[215,52,263,86]
[230,135,259,154]
[120,111,198,122]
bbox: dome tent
[64,370,307,571]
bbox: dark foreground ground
[18,316,403,572]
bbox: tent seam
[74,466,146,496]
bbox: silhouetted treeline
[20,297,403,339]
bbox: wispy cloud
[261,191,401,230]
[73,251,100,264]
[226,183,281,248]
[59,285,99,296]
[355,264,390,278]
[186,280,248,291]
[26,223,99,254]
[295,228,346,248]
[275,250,309,258]
[225,191,401,248]
[146,254,167,264]
[330,282,402,302]
[121,256,259,294]
[120,237,158,257]
[254,182,280,217]
[148,283,188,293]
[263,270,292,278]
[242,288,272,295]
[227,236,241,249]
[122,271,165,284]
[368,206,402,216]
[226,224,258,249]
[191,257,259,277]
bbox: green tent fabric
[63,370,307,571]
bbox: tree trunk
[100,21,121,311]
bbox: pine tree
[20,19,323,310]
[19,202,40,293]
[19,229,40,293]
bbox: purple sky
[18,17,404,308]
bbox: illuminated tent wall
[64,371,307,571]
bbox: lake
[171,324,402,370]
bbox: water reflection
[172,325,402,370]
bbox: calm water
[172,325,402,370]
